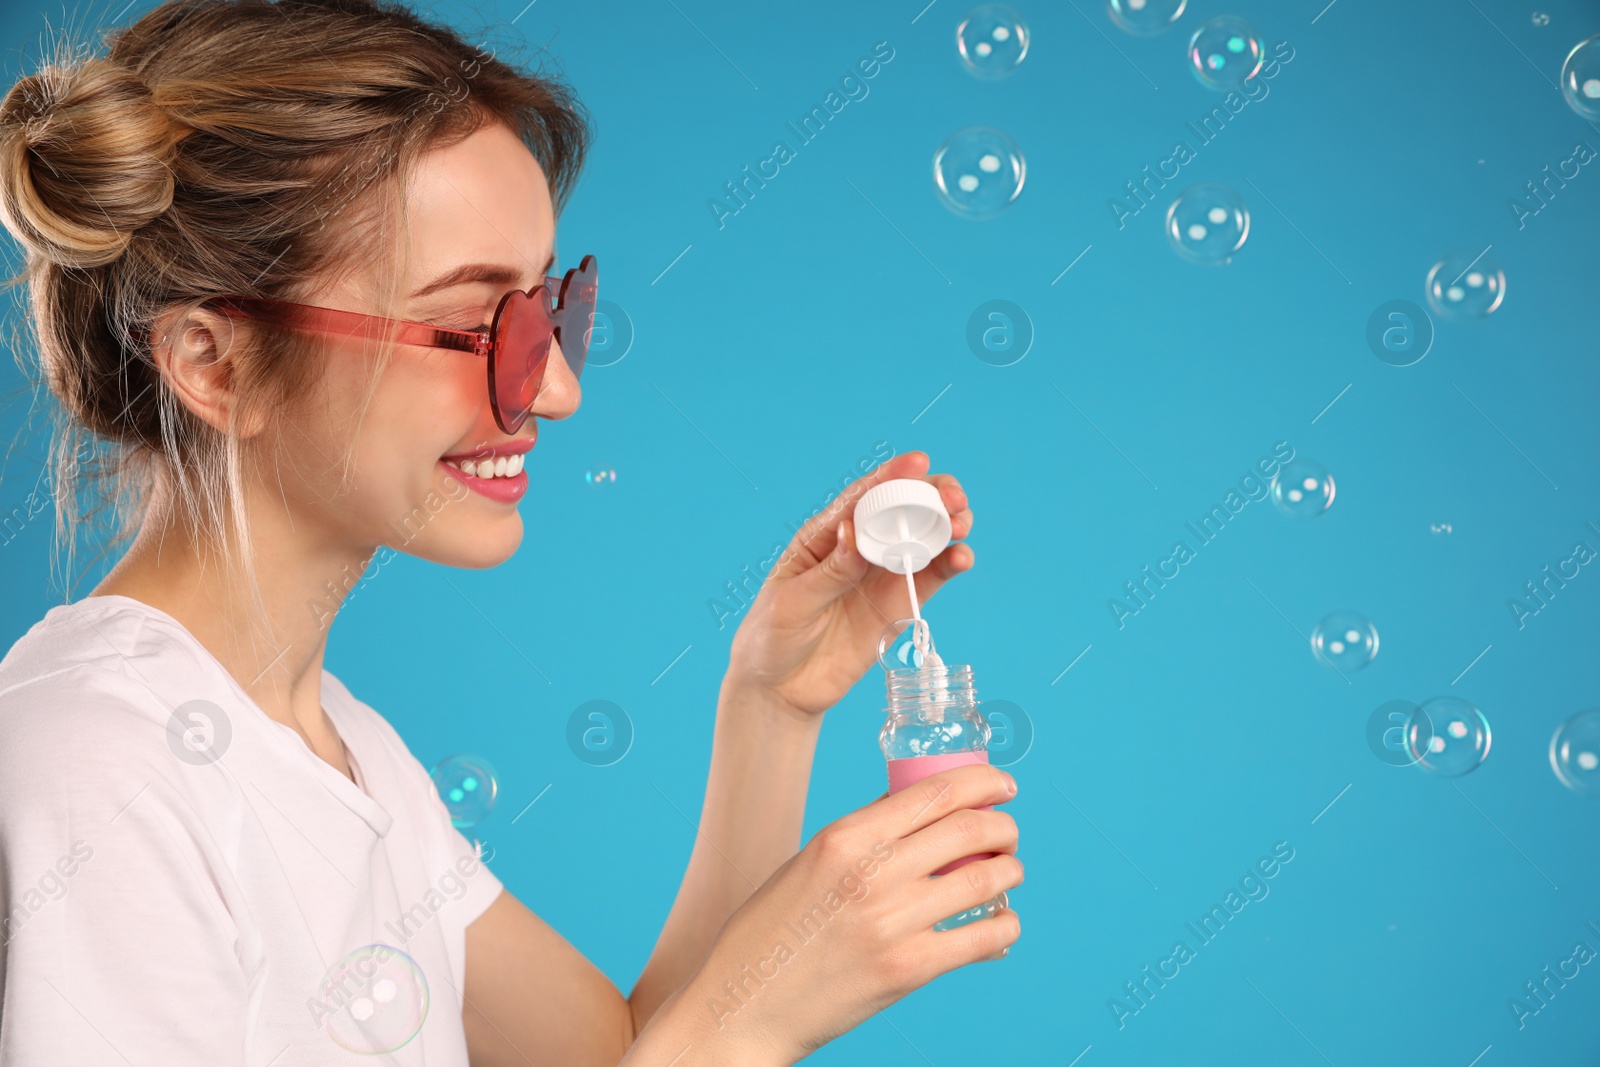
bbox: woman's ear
[148,303,269,438]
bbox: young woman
[0,1,1022,1063]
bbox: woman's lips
[440,457,527,503]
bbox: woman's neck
[88,509,370,780]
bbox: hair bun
[0,55,184,269]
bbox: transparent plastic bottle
[878,618,1008,932]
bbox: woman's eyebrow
[409,250,558,299]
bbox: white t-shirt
[0,594,504,1065]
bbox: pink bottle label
[886,751,996,876]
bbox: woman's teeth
[444,453,525,479]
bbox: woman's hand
[674,763,1023,1064]
[723,451,974,720]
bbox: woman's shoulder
[1,593,210,684]
[0,596,225,772]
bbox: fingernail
[836,522,849,555]
[1005,773,1017,795]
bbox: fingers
[897,905,1022,984]
[767,454,974,580]
[779,515,872,619]
[908,853,1024,932]
[770,451,932,579]
[979,913,1017,961]
[906,539,974,610]
[925,473,973,540]
[899,807,1019,878]
[854,538,974,640]
[873,471,974,612]
[767,454,977,625]
[852,764,1016,843]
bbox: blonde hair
[0,0,589,633]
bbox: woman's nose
[532,335,581,420]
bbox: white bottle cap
[853,478,951,575]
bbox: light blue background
[3,0,1599,1062]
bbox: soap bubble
[879,617,941,673]
[1561,34,1600,120]
[1165,184,1249,264]
[933,127,1026,220]
[429,754,498,828]
[957,4,1030,79]
[1408,697,1491,777]
[1107,0,1186,35]
[1187,16,1263,89]
[1310,611,1379,673]
[317,944,428,1053]
[1271,459,1335,517]
[1533,12,1550,27]
[584,468,617,484]
[1426,251,1506,320]
[1550,709,1600,795]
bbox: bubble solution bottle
[855,479,1008,932]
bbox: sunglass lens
[489,290,553,434]
[556,257,598,380]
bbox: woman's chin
[395,521,523,570]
